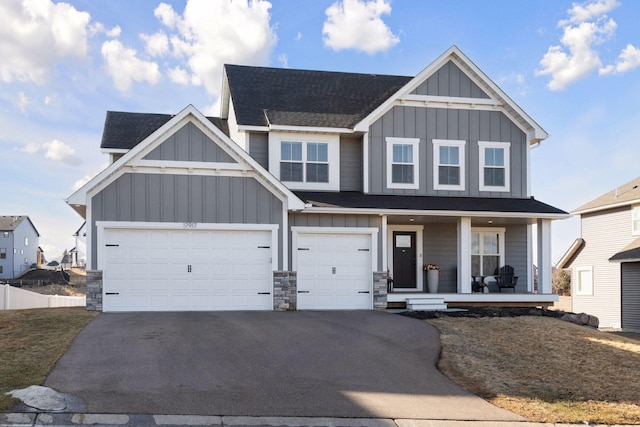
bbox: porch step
[405,297,448,311]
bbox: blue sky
[1,0,639,262]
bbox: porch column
[537,219,552,294]
[381,214,387,272]
[457,217,472,293]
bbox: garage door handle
[358,291,370,294]
[298,290,310,293]
[106,292,119,295]
[258,292,271,295]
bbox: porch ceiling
[386,215,540,226]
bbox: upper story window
[24,237,29,246]
[2,232,8,238]
[0,248,5,259]
[386,137,419,189]
[471,228,505,276]
[269,132,339,191]
[633,206,640,235]
[479,141,510,192]
[433,139,465,191]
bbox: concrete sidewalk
[0,412,633,427]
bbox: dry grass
[0,308,97,411]
[429,316,640,424]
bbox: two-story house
[0,215,41,279]
[67,46,568,312]
[557,176,640,331]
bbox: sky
[1,0,639,263]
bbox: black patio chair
[494,265,518,293]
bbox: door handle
[105,292,119,295]
[258,292,271,295]
[358,291,370,294]
[298,290,310,294]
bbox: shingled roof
[294,191,569,216]
[0,216,40,236]
[100,111,229,150]
[573,175,640,214]
[224,64,412,128]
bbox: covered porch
[382,211,562,308]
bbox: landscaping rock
[561,312,599,328]
[6,385,66,411]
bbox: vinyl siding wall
[289,214,383,270]
[144,122,236,163]
[90,174,283,269]
[571,207,635,329]
[368,106,527,197]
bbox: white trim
[537,219,552,294]
[457,217,472,293]
[268,132,340,191]
[237,125,270,132]
[478,141,511,192]
[386,137,420,190]
[101,148,128,154]
[387,292,558,304]
[363,132,369,193]
[301,206,570,220]
[130,159,249,172]
[575,265,593,296]
[381,214,387,271]
[387,224,424,291]
[433,139,465,191]
[526,224,533,292]
[268,124,354,134]
[399,94,502,108]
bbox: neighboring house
[0,216,40,279]
[70,222,87,268]
[67,46,568,312]
[557,176,640,331]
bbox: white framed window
[433,139,465,191]
[2,232,8,238]
[479,141,510,192]
[24,237,29,246]
[386,137,419,189]
[632,206,640,236]
[0,248,5,259]
[575,266,593,296]
[269,132,339,191]
[471,228,505,276]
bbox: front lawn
[428,315,640,425]
[0,308,97,411]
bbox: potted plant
[424,264,440,293]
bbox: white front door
[296,233,372,310]
[103,228,273,312]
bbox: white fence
[0,284,86,310]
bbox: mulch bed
[401,306,570,320]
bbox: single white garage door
[103,228,273,312]
[296,233,372,309]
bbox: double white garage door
[102,228,373,312]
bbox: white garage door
[103,228,273,312]
[296,233,372,310]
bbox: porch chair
[494,265,518,293]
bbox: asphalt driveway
[45,311,522,421]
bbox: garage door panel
[104,228,273,312]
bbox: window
[280,141,303,182]
[280,141,329,183]
[433,139,465,191]
[386,137,419,189]
[2,232,8,238]
[479,141,510,192]
[0,248,5,259]
[24,237,28,246]
[575,266,593,296]
[306,143,328,183]
[471,229,505,276]
[13,249,16,254]
[633,206,640,235]
[0,266,3,274]
[24,258,28,264]
[20,249,23,255]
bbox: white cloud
[600,44,640,75]
[322,0,399,54]
[16,92,29,112]
[72,174,93,191]
[295,32,302,41]
[150,0,277,97]
[278,53,288,68]
[20,139,82,166]
[101,40,161,93]
[89,22,119,38]
[0,0,91,84]
[560,0,620,26]
[168,66,190,85]
[141,31,169,57]
[105,25,121,38]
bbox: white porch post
[381,214,387,272]
[457,217,472,293]
[537,219,552,294]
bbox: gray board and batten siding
[340,136,363,192]
[248,132,269,169]
[91,174,283,269]
[368,60,527,198]
[144,122,237,163]
[622,262,640,331]
[289,213,383,271]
